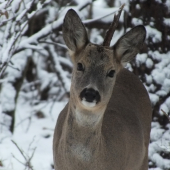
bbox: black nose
[80,88,100,103]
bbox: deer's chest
[68,142,92,162]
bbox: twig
[103,4,125,46]
[11,153,25,165]
[83,9,119,24]
[7,63,20,71]
[161,109,170,121]
[11,140,27,161]
[39,41,67,49]
[49,96,58,119]
[28,136,36,152]
[11,140,36,170]
[47,45,70,97]
[43,127,54,131]
[0,0,51,78]
[79,0,95,11]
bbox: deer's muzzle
[79,88,101,108]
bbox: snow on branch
[0,0,51,78]
[48,45,70,96]
[16,2,120,52]
[16,1,93,52]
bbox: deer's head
[63,9,146,112]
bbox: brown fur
[53,69,152,170]
[53,9,152,170]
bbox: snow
[16,9,27,21]
[93,0,107,8]
[136,4,141,10]
[150,123,164,142]
[149,122,170,169]
[149,51,162,61]
[146,58,153,69]
[58,56,73,68]
[163,18,170,26]
[165,97,170,110]
[165,0,170,12]
[149,93,159,105]
[131,18,143,25]
[0,1,7,11]
[92,6,120,23]
[0,98,67,170]
[146,26,162,43]
[155,0,162,3]
[145,74,153,84]
[148,84,156,92]
[83,7,120,25]
[156,90,167,97]
[0,83,16,111]
[49,45,71,93]
[136,53,147,66]
[152,69,165,85]
[152,153,170,169]
[11,0,22,13]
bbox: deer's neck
[68,99,105,129]
[62,100,105,162]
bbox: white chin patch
[81,99,96,108]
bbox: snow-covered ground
[0,98,67,170]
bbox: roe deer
[53,9,152,170]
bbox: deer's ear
[114,25,146,66]
[62,9,89,52]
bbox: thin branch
[83,9,119,25]
[103,4,125,46]
[7,63,20,71]
[0,16,15,27]
[11,140,36,170]
[28,137,36,152]
[0,0,52,78]
[16,5,119,53]
[79,0,94,11]
[39,41,67,49]
[28,147,36,162]
[161,109,170,121]
[11,153,25,165]
[47,45,70,97]
[16,1,92,52]
[11,140,27,161]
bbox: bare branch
[11,140,28,161]
[39,41,67,49]
[11,153,25,165]
[103,4,125,46]
[11,140,36,170]
[47,45,70,97]
[161,109,170,121]
[83,9,118,25]
[0,0,52,78]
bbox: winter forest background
[0,0,170,169]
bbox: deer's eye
[107,70,115,78]
[77,63,84,71]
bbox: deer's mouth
[79,88,101,108]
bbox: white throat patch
[81,98,96,108]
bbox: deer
[53,7,152,170]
